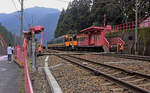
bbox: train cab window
[73,36,77,40]
[65,38,69,42]
[70,38,73,41]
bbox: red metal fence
[15,38,33,93]
[112,17,150,31]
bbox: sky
[0,0,72,13]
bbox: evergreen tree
[55,0,150,37]
[55,0,92,37]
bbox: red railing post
[149,18,150,27]
[132,21,134,30]
[118,25,120,31]
[144,21,146,27]
[123,23,125,31]
[120,24,122,31]
[129,22,131,31]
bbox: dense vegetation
[0,23,16,46]
[55,0,150,37]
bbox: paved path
[0,55,21,93]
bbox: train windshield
[73,36,77,40]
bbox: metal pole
[32,32,36,72]
[20,0,24,45]
[104,14,106,27]
[135,0,138,55]
[32,16,34,26]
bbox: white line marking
[45,56,49,62]
[44,56,63,93]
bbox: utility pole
[135,0,138,55]
[104,14,106,27]
[32,31,36,72]
[32,16,34,26]
[20,0,24,41]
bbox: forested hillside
[0,7,60,46]
[55,0,150,37]
[0,23,16,45]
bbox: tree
[55,0,150,37]
[55,0,92,37]
[0,23,15,46]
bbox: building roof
[80,26,105,33]
[29,26,44,34]
[80,25,112,33]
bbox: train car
[47,34,77,50]
[47,26,124,52]
[68,34,77,49]
[47,35,66,49]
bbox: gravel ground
[30,51,149,93]
[73,54,150,75]
[48,55,133,93]
[30,56,51,93]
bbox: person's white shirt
[7,46,13,54]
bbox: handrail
[112,17,150,31]
[103,37,110,52]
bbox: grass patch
[28,58,32,72]
[20,69,25,93]
[19,58,32,93]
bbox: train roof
[47,35,66,43]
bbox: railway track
[56,54,150,93]
[43,49,150,62]
[101,53,150,62]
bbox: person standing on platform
[120,44,124,54]
[7,44,13,63]
[38,45,42,54]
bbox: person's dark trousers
[120,50,123,54]
[8,54,12,61]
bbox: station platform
[0,55,21,93]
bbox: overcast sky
[0,0,72,13]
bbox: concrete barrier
[44,56,63,93]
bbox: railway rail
[55,54,150,93]
[101,53,150,62]
[43,49,150,62]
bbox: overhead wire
[55,0,72,3]
[11,0,20,11]
[11,0,30,32]
[11,0,20,20]
[18,0,31,28]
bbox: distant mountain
[0,6,60,45]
